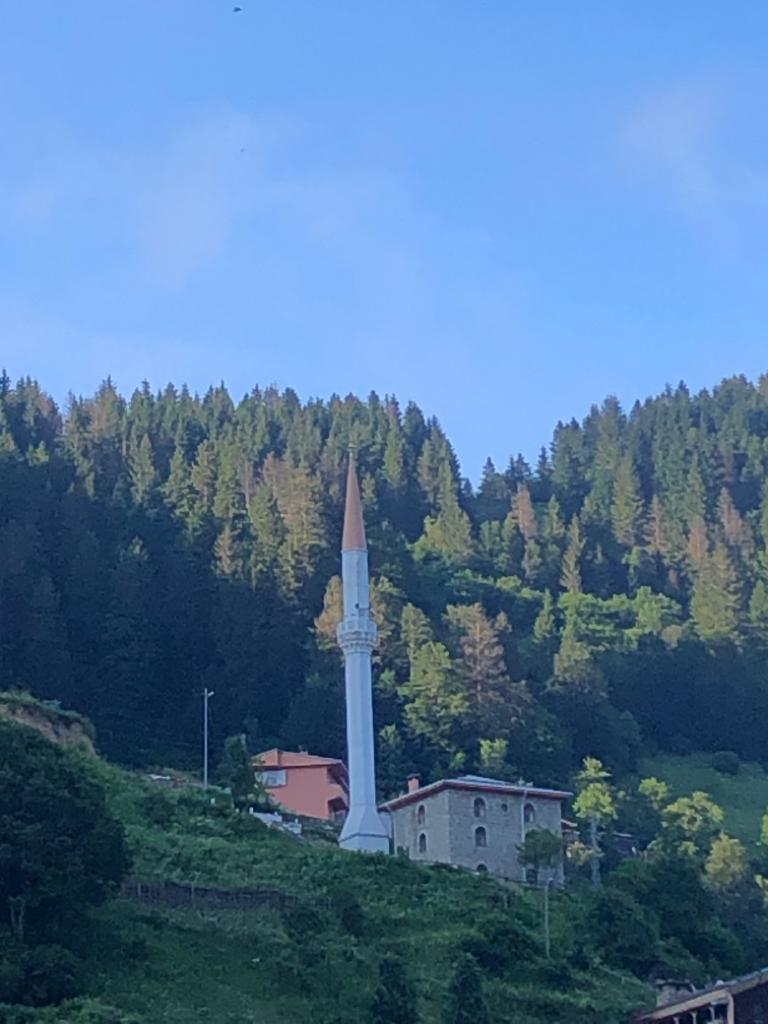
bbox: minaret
[337,454,390,853]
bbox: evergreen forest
[2,371,768,788]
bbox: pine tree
[748,580,768,642]
[445,603,510,739]
[401,604,433,669]
[164,447,197,524]
[522,537,544,587]
[514,484,537,540]
[691,544,741,645]
[383,425,406,493]
[588,396,624,521]
[686,515,709,573]
[399,642,467,752]
[717,487,752,555]
[611,454,643,547]
[191,439,218,512]
[377,724,410,800]
[682,453,707,524]
[560,516,584,593]
[419,465,474,565]
[129,434,157,506]
[533,591,557,647]
[645,495,668,557]
[249,480,285,582]
[476,458,510,521]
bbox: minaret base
[340,805,391,854]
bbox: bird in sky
[233,6,242,11]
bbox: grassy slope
[639,753,768,846]
[66,766,652,1024]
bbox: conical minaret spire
[337,453,390,853]
[342,453,366,552]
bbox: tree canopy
[3,373,768,786]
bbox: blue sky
[2,2,768,478]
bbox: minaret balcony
[337,615,377,651]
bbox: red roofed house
[254,749,349,822]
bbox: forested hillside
[2,371,768,785]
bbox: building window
[417,804,426,825]
[474,826,487,848]
[262,769,287,787]
[473,797,486,819]
[524,802,536,825]
[418,832,427,854]
[501,802,508,812]
[476,864,488,874]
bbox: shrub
[21,945,79,1007]
[667,735,694,756]
[711,751,740,776]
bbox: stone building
[380,774,570,882]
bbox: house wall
[261,766,348,821]
[390,789,452,863]
[446,790,563,881]
[390,787,564,881]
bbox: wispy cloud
[621,80,768,222]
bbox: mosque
[335,455,568,881]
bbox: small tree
[660,791,724,858]
[518,828,563,957]
[638,776,670,812]
[369,954,419,1024]
[478,738,510,780]
[0,721,128,947]
[217,737,270,811]
[704,833,748,892]
[518,828,563,882]
[573,757,616,887]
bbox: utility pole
[203,688,215,788]
[590,814,601,888]
[543,878,552,959]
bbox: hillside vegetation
[0,727,652,1024]
[639,753,768,847]
[3,372,768,793]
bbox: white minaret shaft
[337,455,390,853]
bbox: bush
[586,888,660,975]
[0,998,141,1023]
[711,751,740,776]
[667,734,694,756]
[20,945,80,1007]
[0,940,80,1008]
[459,914,537,975]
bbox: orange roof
[255,748,345,770]
[341,455,366,552]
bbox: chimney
[407,774,421,794]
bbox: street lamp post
[203,688,215,788]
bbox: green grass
[639,752,768,846]
[63,768,652,1024]
[81,902,314,1024]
